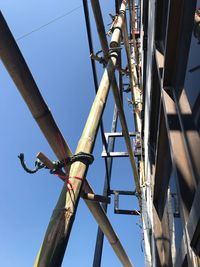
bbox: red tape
[55,133,83,190]
[54,173,83,190]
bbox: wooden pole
[127,3,150,266]
[128,0,140,68]
[36,152,133,267]
[110,0,126,48]
[125,2,145,185]
[60,50,127,262]
[92,1,122,265]
[123,15,142,133]
[0,11,133,267]
[0,11,71,174]
[90,0,109,59]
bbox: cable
[17,5,82,41]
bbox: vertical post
[93,106,118,267]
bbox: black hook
[18,153,45,174]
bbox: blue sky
[0,1,144,266]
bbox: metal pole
[93,106,118,267]
[0,11,133,267]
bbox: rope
[50,152,94,174]
[18,152,94,175]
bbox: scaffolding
[1,0,200,266]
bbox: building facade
[141,0,200,266]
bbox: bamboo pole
[0,11,71,175]
[0,11,133,267]
[82,2,119,265]
[90,0,109,59]
[60,50,133,263]
[110,0,126,48]
[128,0,140,68]
[36,152,133,267]
[92,2,121,265]
[126,4,149,264]
[37,0,134,263]
[122,16,137,99]
[123,16,142,133]
[127,2,145,185]
[90,0,140,193]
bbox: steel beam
[153,106,172,219]
[187,182,200,254]
[93,106,118,267]
[152,205,173,266]
[163,0,197,96]
[162,88,196,218]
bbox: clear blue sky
[0,1,144,266]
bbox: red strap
[55,133,83,190]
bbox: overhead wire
[16,5,82,41]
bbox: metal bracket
[110,190,140,216]
[101,132,143,158]
[81,193,111,204]
[90,53,107,66]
